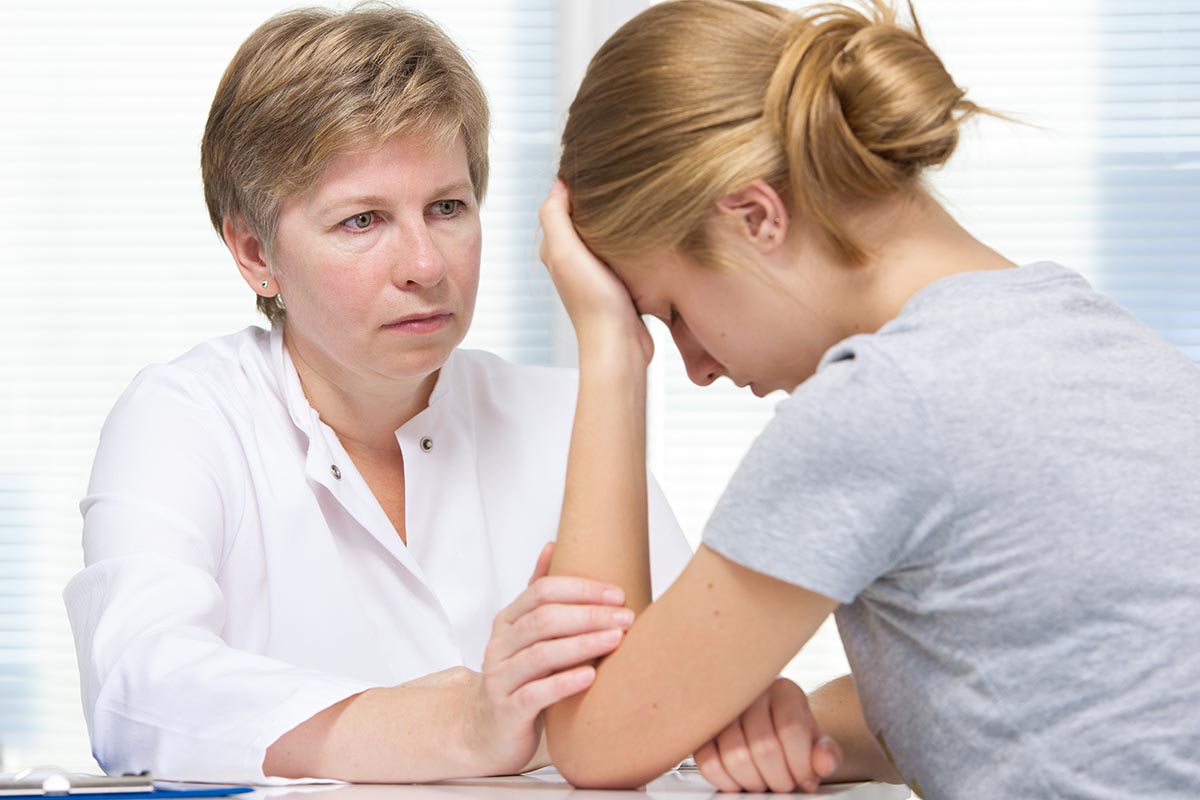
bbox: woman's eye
[343,211,377,230]
[431,200,462,217]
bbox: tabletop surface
[248,767,910,800]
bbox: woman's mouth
[383,311,452,334]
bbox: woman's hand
[538,182,654,366]
[694,678,843,794]
[466,542,634,774]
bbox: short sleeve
[701,342,952,604]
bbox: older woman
[62,5,690,785]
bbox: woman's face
[269,132,481,393]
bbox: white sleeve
[63,367,372,783]
[646,470,694,599]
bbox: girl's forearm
[544,341,653,766]
[549,342,652,612]
[809,674,905,784]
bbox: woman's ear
[222,215,279,298]
[714,180,789,252]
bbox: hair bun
[832,17,975,174]
[765,1,984,261]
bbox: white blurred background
[0,0,1196,774]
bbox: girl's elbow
[548,732,663,790]
[546,731,594,786]
[555,758,653,791]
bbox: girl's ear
[714,179,789,253]
[223,214,279,298]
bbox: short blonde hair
[201,3,489,325]
[559,0,985,268]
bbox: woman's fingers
[479,546,633,733]
[527,541,554,587]
[507,664,596,720]
[504,602,634,655]
[714,718,768,794]
[494,627,625,695]
[501,628,624,686]
[495,575,625,626]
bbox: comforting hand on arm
[265,542,634,780]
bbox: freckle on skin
[713,609,720,617]
[707,582,714,590]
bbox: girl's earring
[261,280,270,289]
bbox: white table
[251,767,910,799]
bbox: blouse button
[420,436,434,453]
[330,464,342,480]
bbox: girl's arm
[809,675,905,784]
[538,185,837,788]
[549,545,836,788]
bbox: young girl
[537,0,1200,797]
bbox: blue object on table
[0,770,253,800]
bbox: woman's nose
[392,225,449,288]
[672,323,723,387]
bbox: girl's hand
[466,542,634,774]
[538,182,654,366]
[694,678,843,793]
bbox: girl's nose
[672,323,723,387]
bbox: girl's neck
[825,190,1016,337]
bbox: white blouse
[63,326,691,783]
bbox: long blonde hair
[559,0,986,268]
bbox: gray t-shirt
[703,262,1200,799]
